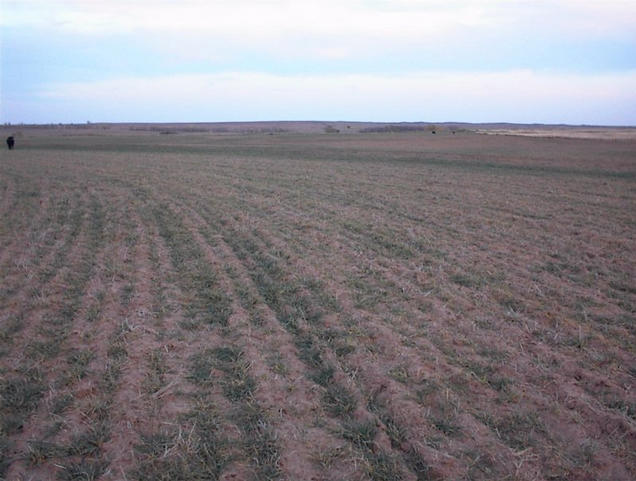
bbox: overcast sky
[1,0,635,125]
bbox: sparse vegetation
[0,124,634,480]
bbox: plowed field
[1,127,635,480]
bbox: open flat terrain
[1,123,635,480]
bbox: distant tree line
[360,125,429,133]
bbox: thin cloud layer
[4,1,635,35]
[2,1,635,123]
[32,70,636,124]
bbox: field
[1,123,634,480]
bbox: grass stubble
[0,126,634,480]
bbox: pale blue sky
[2,0,635,125]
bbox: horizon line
[3,120,636,129]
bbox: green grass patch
[153,206,232,327]
[0,370,45,434]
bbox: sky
[1,0,635,125]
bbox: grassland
[1,124,634,480]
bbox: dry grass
[0,124,634,480]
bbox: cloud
[3,2,634,123]
[1,1,481,34]
[4,1,634,40]
[36,70,636,124]
[3,0,633,72]
[0,1,500,67]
